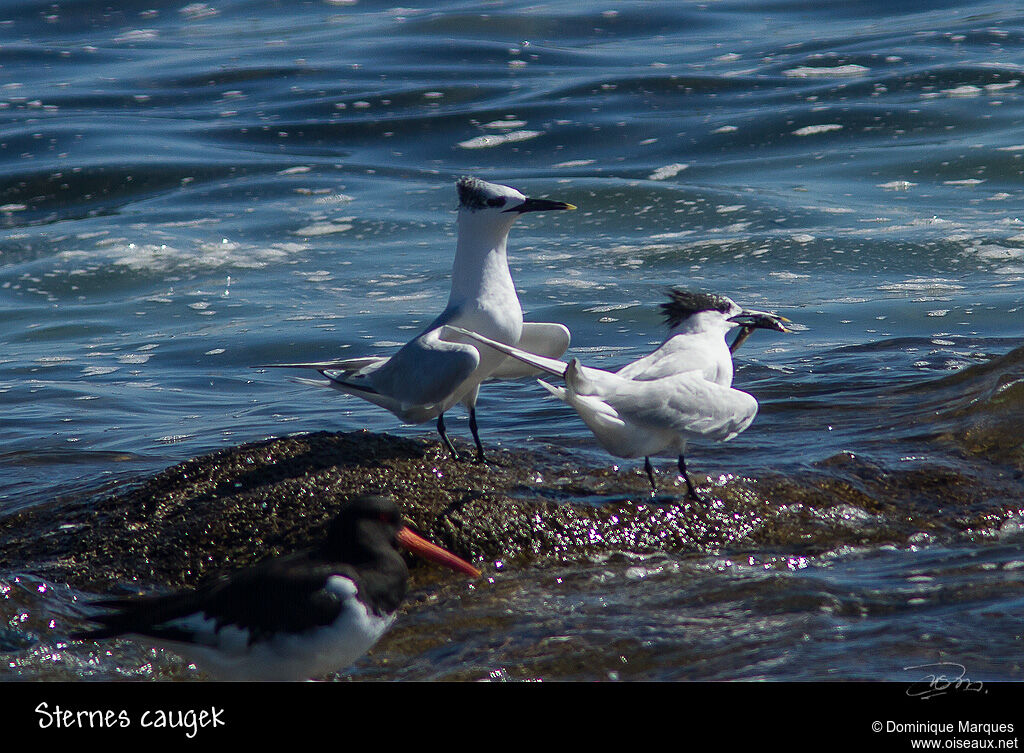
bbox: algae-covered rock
[0,430,1019,592]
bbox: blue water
[2,0,1024,681]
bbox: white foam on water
[457,130,541,149]
[648,163,688,180]
[295,221,354,236]
[792,124,842,136]
[783,64,869,78]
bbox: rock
[0,430,1018,592]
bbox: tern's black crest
[457,176,509,211]
[660,289,734,329]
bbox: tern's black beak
[504,197,577,213]
[727,309,791,333]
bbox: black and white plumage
[266,177,575,462]
[445,289,791,500]
[72,495,480,681]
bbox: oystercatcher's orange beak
[397,527,481,578]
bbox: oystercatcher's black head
[324,495,481,577]
[322,494,404,566]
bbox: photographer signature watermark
[904,661,986,700]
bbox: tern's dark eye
[486,197,506,208]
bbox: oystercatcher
[73,495,480,680]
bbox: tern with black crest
[446,289,791,500]
[266,177,574,462]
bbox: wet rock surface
[1,430,1020,594]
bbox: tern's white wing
[262,356,387,373]
[540,362,758,458]
[620,375,758,443]
[488,322,571,379]
[615,333,733,386]
[443,325,570,379]
[278,327,477,424]
[301,329,479,423]
[259,302,473,379]
[537,378,648,456]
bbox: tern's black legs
[437,414,460,460]
[644,456,703,502]
[437,410,486,463]
[644,456,657,491]
[677,455,702,503]
[468,406,486,463]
